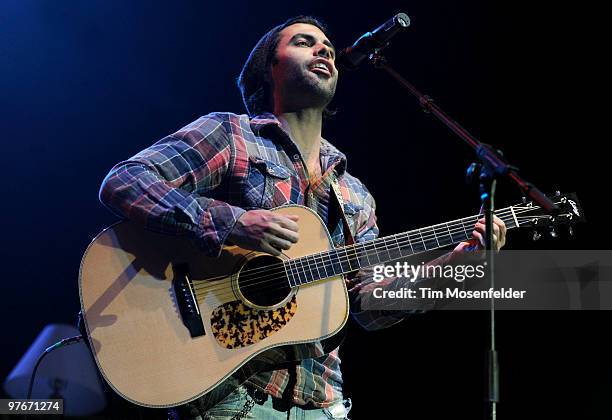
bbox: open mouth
[309,61,332,77]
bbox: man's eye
[296,40,309,46]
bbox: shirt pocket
[243,156,294,209]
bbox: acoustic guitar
[79,193,582,407]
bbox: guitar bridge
[173,263,205,338]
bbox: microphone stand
[368,51,558,420]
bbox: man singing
[100,15,506,420]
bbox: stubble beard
[282,64,337,112]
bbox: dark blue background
[1,0,607,418]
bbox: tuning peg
[532,230,542,241]
[521,196,528,204]
[568,226,574,237]
[549,226,558,238]
[555,190,561,197]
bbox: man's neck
[276,109,323,167]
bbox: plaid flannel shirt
[99,112,410,407]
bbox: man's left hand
[451,215,507,259]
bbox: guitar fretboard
[284,205,523,287]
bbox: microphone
[337,13,410,71]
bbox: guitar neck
[284,203,529,287]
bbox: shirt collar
[249,113,347,176]
[249,112,283,134]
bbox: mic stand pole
[368,51,558,420]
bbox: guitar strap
[330,175,355,246]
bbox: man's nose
[315,43,332,59]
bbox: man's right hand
[227,210,299,256]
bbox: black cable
[24,335,84,420]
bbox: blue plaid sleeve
[345,190,413,331]
[99,114,246,257]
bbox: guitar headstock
[508,192,584,240]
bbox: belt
[244,384,320,412]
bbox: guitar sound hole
[238,255,291,307]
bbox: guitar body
[79,205,349,408]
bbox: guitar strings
[190,204,522,288]
[193,211,552,302]
[190,204,555,299]
[193,212,549,303]
[191,205,548,298]
[192,206,549,299]
[194,219,549,303]
[190,211,498,290]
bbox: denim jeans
[169,385,352,420]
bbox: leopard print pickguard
[210,295,297,349]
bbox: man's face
[270,23,338,112]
